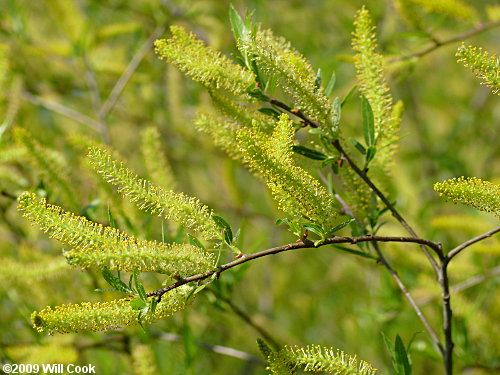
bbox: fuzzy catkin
[32,286,194,334]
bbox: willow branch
[99,26,165,119]
[269,97,320,128]
[264,97,442,272]
[371,242,444,354]
[332,139,443,273]
[439,259,454,375]
[147,234,441,298]
[209,288,280,350]
[447,226,500,260]
[389,20,500,63]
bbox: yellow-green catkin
[154,26,255,96]
[31,285,194,334]
[456,44,500,95]
[267,345,377,375]
[17,192,214,274]
[209,90,274,133]
[434,177,500,217]
[352,7,395,141]
[352,7,403,195]
[237,114,338,230]
[14,128,78,208]
[87,146,222,241]
[140,127,177,190]
[408,0,478,22]
[194,113,243,161]
[240,28,334,134]
[338,164,376,223]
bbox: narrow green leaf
[130,298,148,310]
[325,71,336,97]
[275,218,289,226]
[315,68,322,90]
[366,145,377,163]
[128,273,134,292]
[292,145,327,160]
[394,335,412,375]
[250,59,266,88]
[212,215,233,245]
[246,88,270,101]
[308,128,327,136]
[134,271,147,302]
[382,332,396,358]
[349,137,367,155]
[187,234,206,251]
[331,97,341,126]
[332,245,374,259]
[258,107,281,118]
[150,296,159,314]
[102,268,133,293]
[229,4,245,43]
[327,219,355,235]
[276,218,303,237]
[193,283,208,295]
[341,85,357,106]
[303,222,325,238]
[107,207,116,228]
[233,228,241,245]
[361,96,375,147]
[257,338,273,359]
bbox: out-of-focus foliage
[0,0,499,374]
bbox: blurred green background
[0,0,499,374]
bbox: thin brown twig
[389,20,500,63]
[209,288,280,350]
[447,226,500,260]
[371,242,444,353]
[439,259,453,375]
[265,96,454,369]
[269,97,320,128]
[99,26,165,119]
[332,139,443,272]
[266,97,443,273]
[147,234,442,299]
